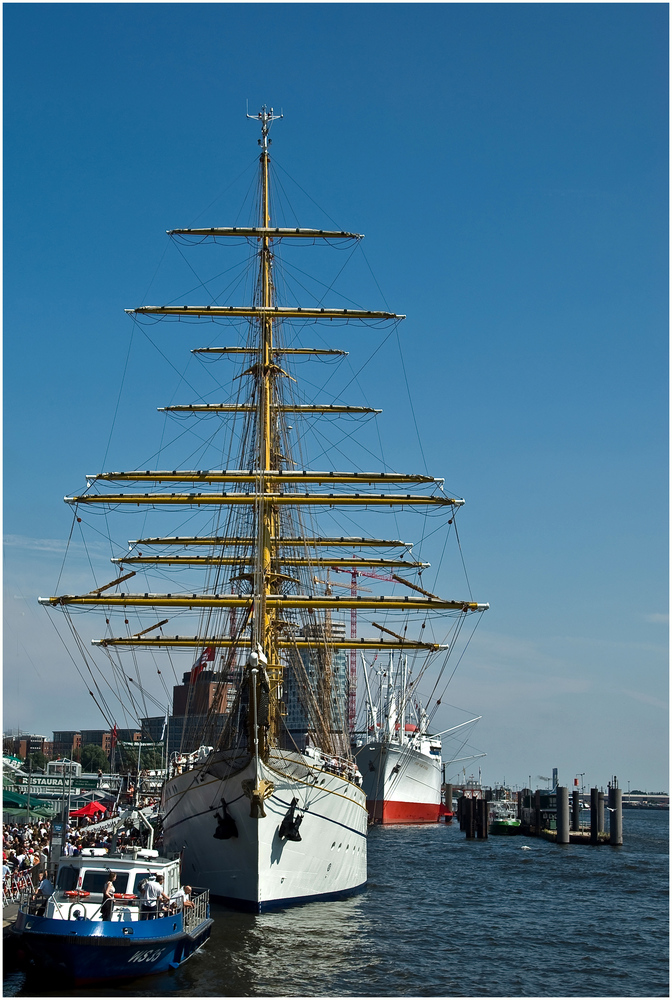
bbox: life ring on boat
[114,893,137,900]
[64,890,90,898]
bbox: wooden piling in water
[609,781,623,846]
[476,797,488,838]
[572,789,581,831]
[465,798,475,838]
[458,795,474,837]
[556,786,569,844]
[590,787,599,844]
[534,789,542,835]
[458,795,488,839]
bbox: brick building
[142,650,241,757]
[3,733,49,759]
[51,731,82,758]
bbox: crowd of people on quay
[3,820,52,902]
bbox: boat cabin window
[56,866,79,891]
[81,870,130,894]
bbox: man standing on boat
[140,872,168,918]
[34,872,54,915]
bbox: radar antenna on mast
[246,103,284,150]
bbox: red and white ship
[353,656,480,824]
[355,722,444,824]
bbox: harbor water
[4,809,667,997]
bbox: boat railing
[303,746,362,784]
[17,887,35,913]
[184,887,209,932]
[168,747,213,778]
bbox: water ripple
[4,811,668,997]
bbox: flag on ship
[189,646,215,684]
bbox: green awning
[3,788,53,809]
[3,805,56,819]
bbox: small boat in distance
[489,800,521,835]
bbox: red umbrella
[69,801,106,818]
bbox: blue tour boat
[14,835,213,984]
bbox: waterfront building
[284,619,350,753]
[80,729,141,757]
[141,650,242,758]
[52,731,82,758]
[3,733,49,759]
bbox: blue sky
[4,3,668,791]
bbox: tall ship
[40,107,487,911]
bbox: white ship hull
[161,748,368,911]
[355,741,442,824]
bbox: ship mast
[40,107,489,763]
[253,105,282,749]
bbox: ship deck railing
[17,887,37,913]
[303,746,362,784]
[18,887,210,925]
[168,745,361,784]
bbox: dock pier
[453,775,625,846]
